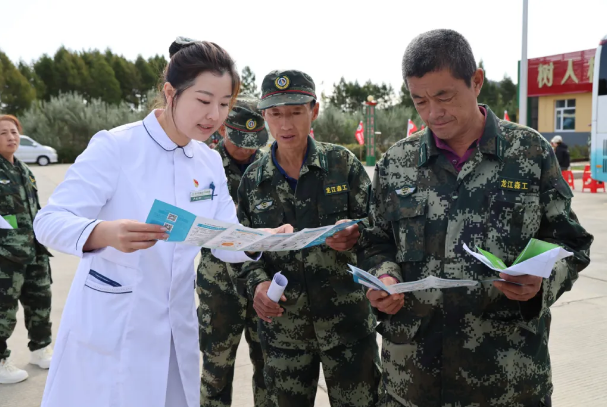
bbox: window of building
[555,99,576,131]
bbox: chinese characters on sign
[528,49,595,96]
[561,59,579,85]
[537,62,554,88]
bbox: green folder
[512,239,560,265]
[2,214,17,229]
[476,238,560,268]
[476,247,507,270]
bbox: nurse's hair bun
[169,36,199,58]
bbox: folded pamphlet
[145,200,362,251]
[463,238,572,279]
[347,264,478,294]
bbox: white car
[15,135,58,166]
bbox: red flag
[355,121,365,145]
[407,119,418,137]
[310,128,315,139]
[504,111,510,121]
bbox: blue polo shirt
[271,141,309,191]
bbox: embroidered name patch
[256,201,273,211]
[499,178,530,191]
[324,184,349,195]
[395,186,416,197]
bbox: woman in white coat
[33,38,288,407]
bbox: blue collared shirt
[271,141,309,191]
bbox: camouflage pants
[378,391,552,407]
[0,257,52,360]
[260,332,381,407]
[378,338,553,407]
[197,255,265,407]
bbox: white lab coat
[34,111,253,407]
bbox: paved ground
[3,163,607,406]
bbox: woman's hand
[84,220,169,253]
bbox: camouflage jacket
[0,155,51,264]
[237,137,375,351]
[217,139,264,202]
[198,140,265,286]
[358,106,593,406]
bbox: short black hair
[402,29,477,89]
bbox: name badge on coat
[190,188,213,202]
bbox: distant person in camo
[197,95,268,407]
[0,115,54,385]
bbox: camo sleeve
[236,176,271,299]
[520,138,593,320]
[341,152,371,253]
[357,157,403,281]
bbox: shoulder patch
[395,186,416,197]
[255,200,273,211]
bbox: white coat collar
[142,110,195,158]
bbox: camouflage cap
[258,69,316,110]
[225,95,269,149]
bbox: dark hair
[402,29,477,89]
[0,115,23,133]
[158,40,241,110]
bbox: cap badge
[275,76,290,90]
[246,119,257,130]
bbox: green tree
[148,55,168,80]
[328,77,394,112]
[0,57,4,94]
[240,66,259,97]
[399,82,415,109]
[500,76,517,103]
[53,47,87,96]
[312,105,362,144]
[135,55,158,92]
[0,51,36,115]
[87,53,122,105]
[478,60,501,108]
[107,52,142,106]
[33,54,58,100]
[18,61,46,99]
[20,93,146,162]
[376,105,420,147]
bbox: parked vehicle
[15,136,58,166]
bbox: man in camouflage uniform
[0,116,53,384]
[237,70,381,407]
[357,30,593,407]
[197,96,269,407]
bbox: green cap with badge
[258,69,317,110]
[224,95,269,150]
